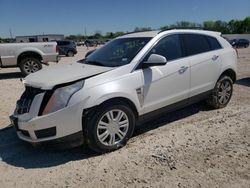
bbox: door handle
[212,55,219,61]
[178,66,188,74]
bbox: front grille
[16,99,32,114]
[15,86,44,115]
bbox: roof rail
[122,30,157,36]
[158,27,207,33]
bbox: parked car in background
[11,30,237,153]
[56,40,77,56]
[230,38,249,48]
[76,41,85,46]
[0,42,58,75]
[84,40,98,47]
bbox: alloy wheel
[97,109,129,146]
[23,60,40,73]
[218,80,232,105]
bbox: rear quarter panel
[217,36,237,80]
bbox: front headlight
[42,80,84,115]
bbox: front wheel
[206,75,233,109]
[19,57,42,76]
[83,102,135,153]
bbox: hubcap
[218,81,232,105]
[24,60,40,74]
[97,109,129,146]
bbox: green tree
[241,17,250,33]
[133,27,152,32]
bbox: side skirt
[138,90,212,123]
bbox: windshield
[83,37,152,67]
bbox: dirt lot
[0,46,250,188]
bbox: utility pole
[84,26,87,37]
[9,28,13,39]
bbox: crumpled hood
[24,62,114,89]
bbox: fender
[69,86,142,116]
[90,92,141,112]
[16,47,44,60]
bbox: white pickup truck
[0,42,58,76]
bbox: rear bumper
[42,53,59,63]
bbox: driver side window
[145,34,182,62]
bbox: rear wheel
[206,75,233,109]
[19,57,42,76]
[67,50,74,57]
[83,102,135,153]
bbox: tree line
[1,16,249,43]
[66,16,250,41]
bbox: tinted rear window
[182,34,211,56]
[206,36,222,50]
[57,41,70,45]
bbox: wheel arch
[99,97,139,119]
[17,51,43,65]
[82,96,139,123]
[219,68,237,83]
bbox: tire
[83,102,136,153]
[67,51,74,57]
[206,75,233,109]
[19,57,42,76]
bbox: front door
[140,34,190,114]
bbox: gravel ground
[0,46,249,188]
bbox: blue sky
[0,0,250,38]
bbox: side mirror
[143,54,167,68]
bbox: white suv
[10,29,237,153]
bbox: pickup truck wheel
[19,57,42,76]
[67,51,74,57]
[206,75,233,109]
[83,102,135,153]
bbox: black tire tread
[19,57,42,76]
[83,101,135,153]
[206,75,233,109]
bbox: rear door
[181,34,222,97]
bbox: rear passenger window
[206,36,222,50]
[57,41,69,45]
[147,34,182,61]
[182,34,211,56]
